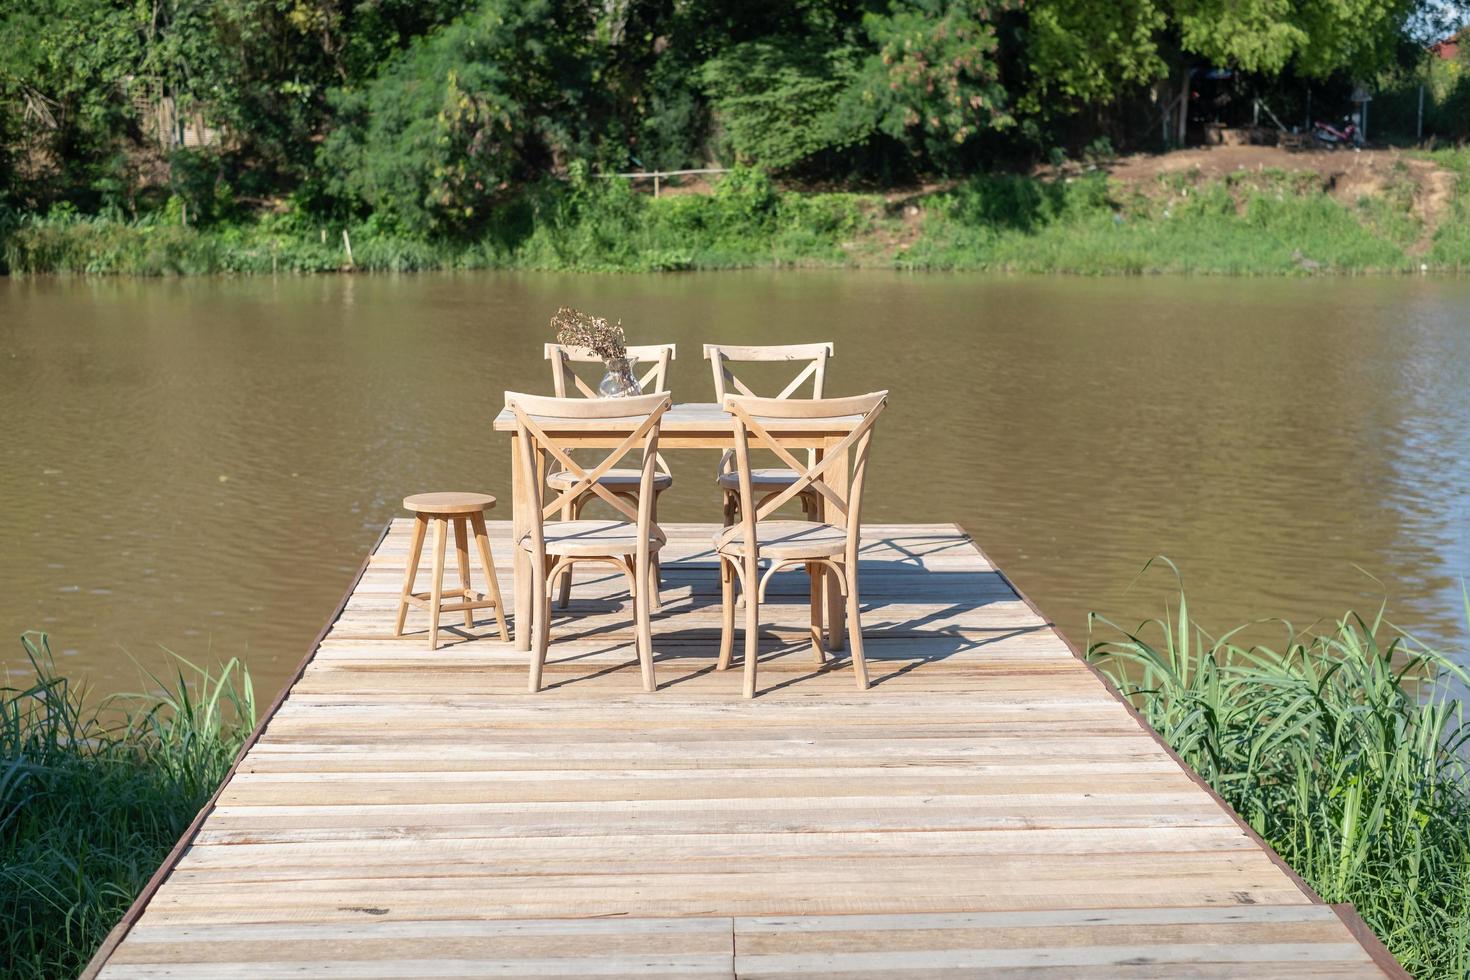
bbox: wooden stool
[395,492,510,649]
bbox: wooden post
[1162,86,1170,147]
[1177,68,1190,146]
[1417,83,1425,143]
[653,173,661,198]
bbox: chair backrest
[703,343,833,402]
[721,391,887,563]
[505,391,671,559]
[545,343,675,398]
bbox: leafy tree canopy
[0,0,1453,222]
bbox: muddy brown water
[2,271,1468,700]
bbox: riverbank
[4,148,1468,277]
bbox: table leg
[511,433,532,652]
[822,436,849,651]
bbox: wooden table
[492,401,863,655]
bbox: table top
[492,401,861,433]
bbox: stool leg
[428,517,448,651]
[453,517,474,628]
[470,511,510,642]
[395,515,428,637]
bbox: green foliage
[508,166,869,271]
[0,0,1445,226]
[1170,0,1416,78]
[2,633,255,978]
[701,40,870,170]
[1088,584,1470,977]
[903,170,1419,274]
[0,0,144,206]
[320,0,598,234]
[859,0,1015,158]
[1023,0,1167,113]
[8,160,1466,276]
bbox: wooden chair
[715,391,887,698]
[704,343,832,525]
[394,492,510,650]
[544,343,675,610]
[506,390,670,693]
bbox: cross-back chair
[546,343,675,399]
[715,390,887,698]
[506,390,671,693]
[704,343,833,525]
[544,343,675,610]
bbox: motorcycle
[1313,116,1360,150]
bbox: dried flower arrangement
[551,307,627,361]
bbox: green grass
[901,172,1417,274]
[1088,578,1470,978]
[6,162,1460,277]
[1,632,255,979]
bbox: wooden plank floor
[90,521,1397,978]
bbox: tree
[1022,0,1167,113]
[319,0,599,232]
[700,39,870,170]
[857,1,1017,163]
[0,1,143,206]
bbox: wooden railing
[595,168,730,197]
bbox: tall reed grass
[1,632,255,979]
[1089,583,1470,978]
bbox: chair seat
[548,468,674,492]
[716,468,818,493]
[520,520,665,557]
[715,520,848,560]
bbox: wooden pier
[87,521,1401,978]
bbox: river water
[2,271,1468,699]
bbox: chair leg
[808,562,825,664]
[742,558,760,699]
[529,556,550,692]
[555,497,580,609]
[427,517,448,651]
[717,557,735,671]
[469,511,510,642]
[649,491,663,613]
[453,517,474,629]
[634,552,656,692]
[827,567,846,651]
[395,515,427,637]
[723,492,745,609]
[845,561,869,691]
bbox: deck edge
[945,522,1402,976]
[79,521,393,980]
[1331,904,1412,979]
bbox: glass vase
[598,356,640,398]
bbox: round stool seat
[403,491,497,515]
